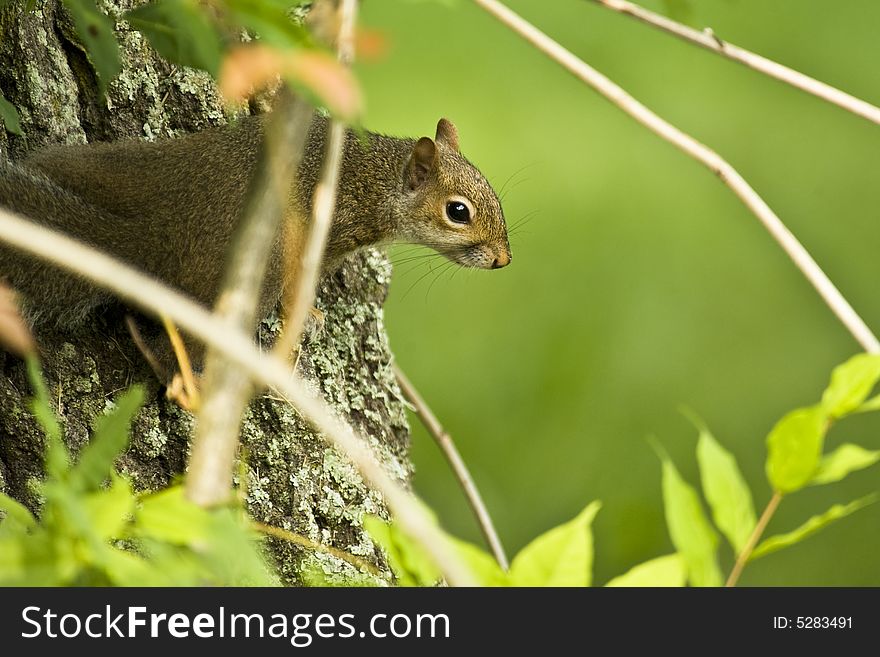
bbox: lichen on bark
[0,0,411,584]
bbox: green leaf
[508,501,600,587]
[363,515,440,587]
[0,492,37,532]
[25,356,68,479]
[0,91,22,135]
[62,0,122,92]
[134,486,214,545]
[223,0,310,50]
[447,536,508,586]
[42,479,116,578]
[136,487,274,585]
[695,424,756,553]
[26,356,61,441]
[100,547,157,586]
[69,386,144,492]
[197,508,275,586]
[751,495,877,561]
[810,443,880,486]
[765,405,826,493]
[125,0,223,76]
[0,537,27,581]
[856,393,880,414]
[821,354,880,418]
[660,457,722,587]
[605,554,686,587]
[82,474,135,540]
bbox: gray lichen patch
[0,6,86,153]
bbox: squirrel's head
[396,118,511,270]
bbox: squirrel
[0,111,511,370]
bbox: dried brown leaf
[0,283,35,358]
[219,44,363,121]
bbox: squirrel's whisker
[497,161,538,199]
[424,261,458,301]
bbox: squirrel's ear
[435,118,459,152]
[405,137,437,191]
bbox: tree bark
[0,0,410,584]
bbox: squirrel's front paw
[165,371,201,412]
[304,306,326,341]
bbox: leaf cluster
[364,354,880,587]
[0,357,276,586]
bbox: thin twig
[589,0,880,127]
[274,0,357,360]
[253,521,382,577]
[160,314,200,409]
[186,92,314,507]
[124,316,165,382]
[0,207,477,586]
[473,0,880,354]
[726,491,782,587]
[393,363,509,571]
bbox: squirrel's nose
[491,251,511,269]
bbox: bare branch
[726,491,782,587]
[253,521,382,577]
[473,0,880,354]
[0,206,477,586]
[590,0,880,127]
[394,363,509,571]
[186,93,314,507]
[274,0,358,360]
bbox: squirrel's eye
[445,201,471,225]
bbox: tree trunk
[0,1,410,584]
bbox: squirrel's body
[0,111,510,344]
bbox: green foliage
[369,350,880,588]
[363,514,441,587]
[444,534,508,586]
[0,0,359,132]
[69,387,144,492]
[133,488,275,586]
[821,354,880,418]
[123,0,311,77]
[694,418,756,554]
[857,393,880,414]
[507,501,600,587]
[47,0,330,106]
[811,444,880,486]
[0,359,276,586]
[605,554,685,587]
[766,353,880,494]
[659,453,722,587]
[62,0,122,92]
[126,0,223,76]
[4,353,877,588]
[366,501,600,587]
[647,353,880,585]
[223,0,311,49]
[765,406,826,493]
[751,495,877,561]
[0,91,22,135]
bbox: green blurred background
[353,0,880,585]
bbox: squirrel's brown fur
[0,112,510,343]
